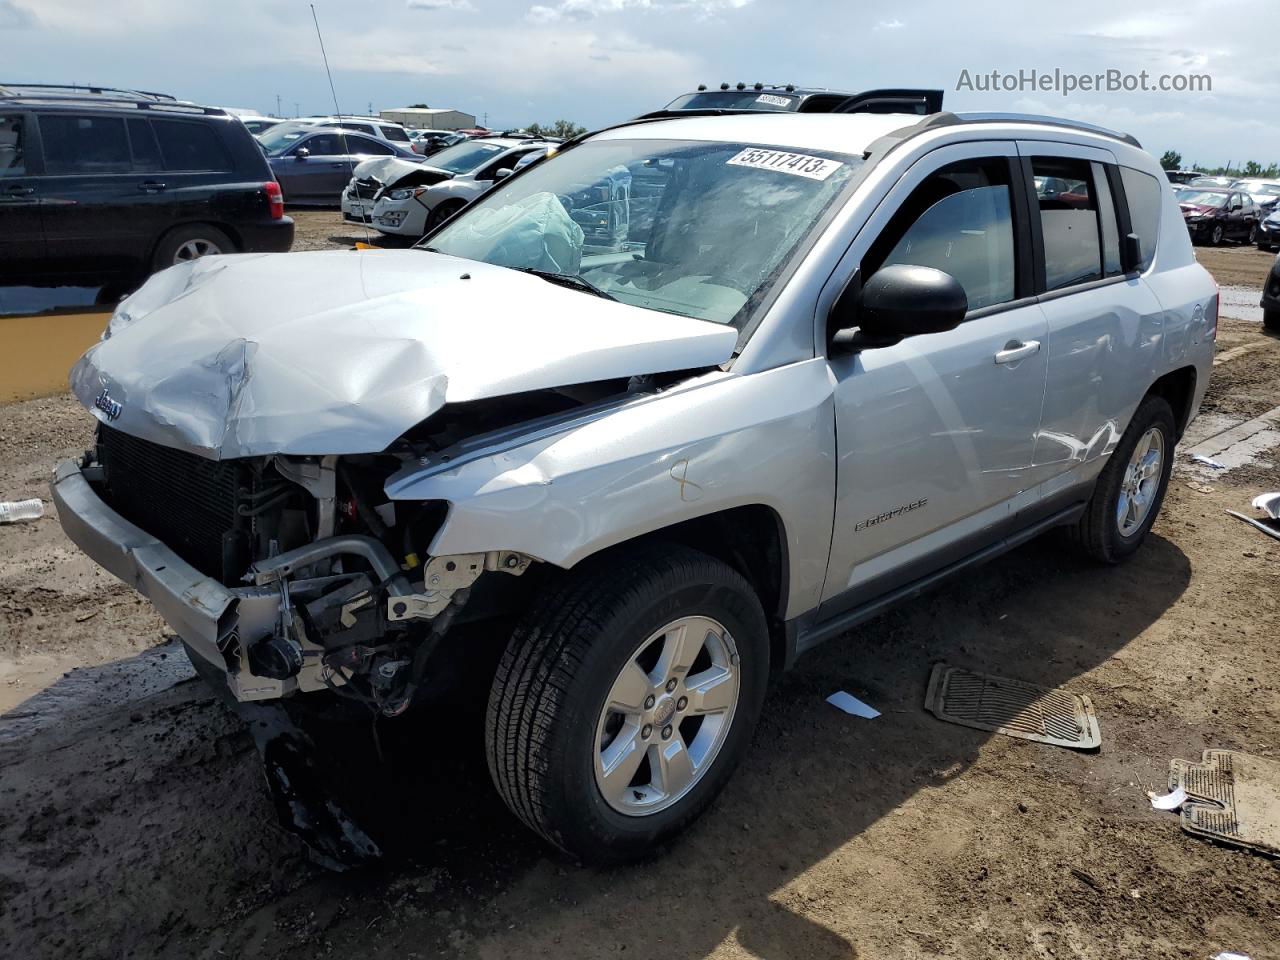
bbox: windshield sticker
[755,93,792,107]
[726,148,843,181]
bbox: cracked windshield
[425,139,861,326]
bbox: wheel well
[617,505,790,676]
[1147,366,1197,438]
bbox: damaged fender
[385,358,839,619]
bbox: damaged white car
[341,136,553,237]
[55,110,1215,864]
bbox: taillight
[1207,290,1219,341]
[264,181,284,219]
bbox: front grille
[96,426,251,584]
[350,179,381,201]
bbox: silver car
[54,110,1216,864]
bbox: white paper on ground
[1212,952,1253,960]
[1147,786,1188,811]
[1192,454,1227,469]
[826,691,881,719]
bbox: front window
[424,138,860,328]
[423,141,507,174]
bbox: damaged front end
[71,426,532,718]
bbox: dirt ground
[2,238,1279,960]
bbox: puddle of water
[0,285,100,317]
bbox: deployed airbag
[438,191,585,275]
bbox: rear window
[379,126,410,142]
[38,114,131,175]
[152,120,233,172]
[1031,157,1102,291]
[1119,167,1162,272]
[0,114,24,177]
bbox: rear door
[0,111,46,278]
[140,117,240,241]
[35,111,150,279]
[1019,143,1165,495]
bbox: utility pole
[294,101,300,118]
[483,111,488,128]
[368,101,373,116]
[276,93,282,117]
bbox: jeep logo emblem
[94,389,123,421]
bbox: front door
[821,143,1049,615]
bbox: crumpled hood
[70,250,738,460]
[352,156,447,189]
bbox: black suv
[0,84,293,294]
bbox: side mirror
[494,167,514,180]
[831,264,967,351]
[294,147,310,160]
[1122,233,1143,272]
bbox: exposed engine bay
[83,374,686,718]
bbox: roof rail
[0,82,224,115]
[929,111,1142,148]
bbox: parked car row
[1174,185,1262,246]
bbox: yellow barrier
[0,310,109,404]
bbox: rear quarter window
[152,120,233,172]
[1119,166,1162,271]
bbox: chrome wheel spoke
[653,621,701,682]
[598,726,646,805]
[652,737,695,797]
[608,661,653,714]
[1117,426,1164,536]
[686,666,734,716]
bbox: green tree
[526,119,588,140]
[408,103,430,109]
[1159,150,1182,170]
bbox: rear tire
[152,224,235,271]
[1069,394,1176,564]
[1265,308,1280,334]
[1248,224,1258,245]
[485,543,769,864]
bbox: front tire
[1211,223,1225,245]
[1069,394,1176,564]
[485,544,769,864]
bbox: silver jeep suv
[54,109,1217,863]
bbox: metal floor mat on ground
[1169,750,1280,857]
[925,664,1101,750]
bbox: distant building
[378,107,476,131]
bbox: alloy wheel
[174,238,223,263]
[1116,426,1165,537]
[594,615,740,816]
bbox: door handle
[138,181,167,192]
[994,339,1041,364]
[3,184,35,196]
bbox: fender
[384,358,838,620]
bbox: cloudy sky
[2,0,1277,166]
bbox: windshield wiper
[516,267,617,301]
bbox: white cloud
[407,0,475,10]
[875,18,904,30]
[526,0,749,24]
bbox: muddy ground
[2,237,1278,959]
